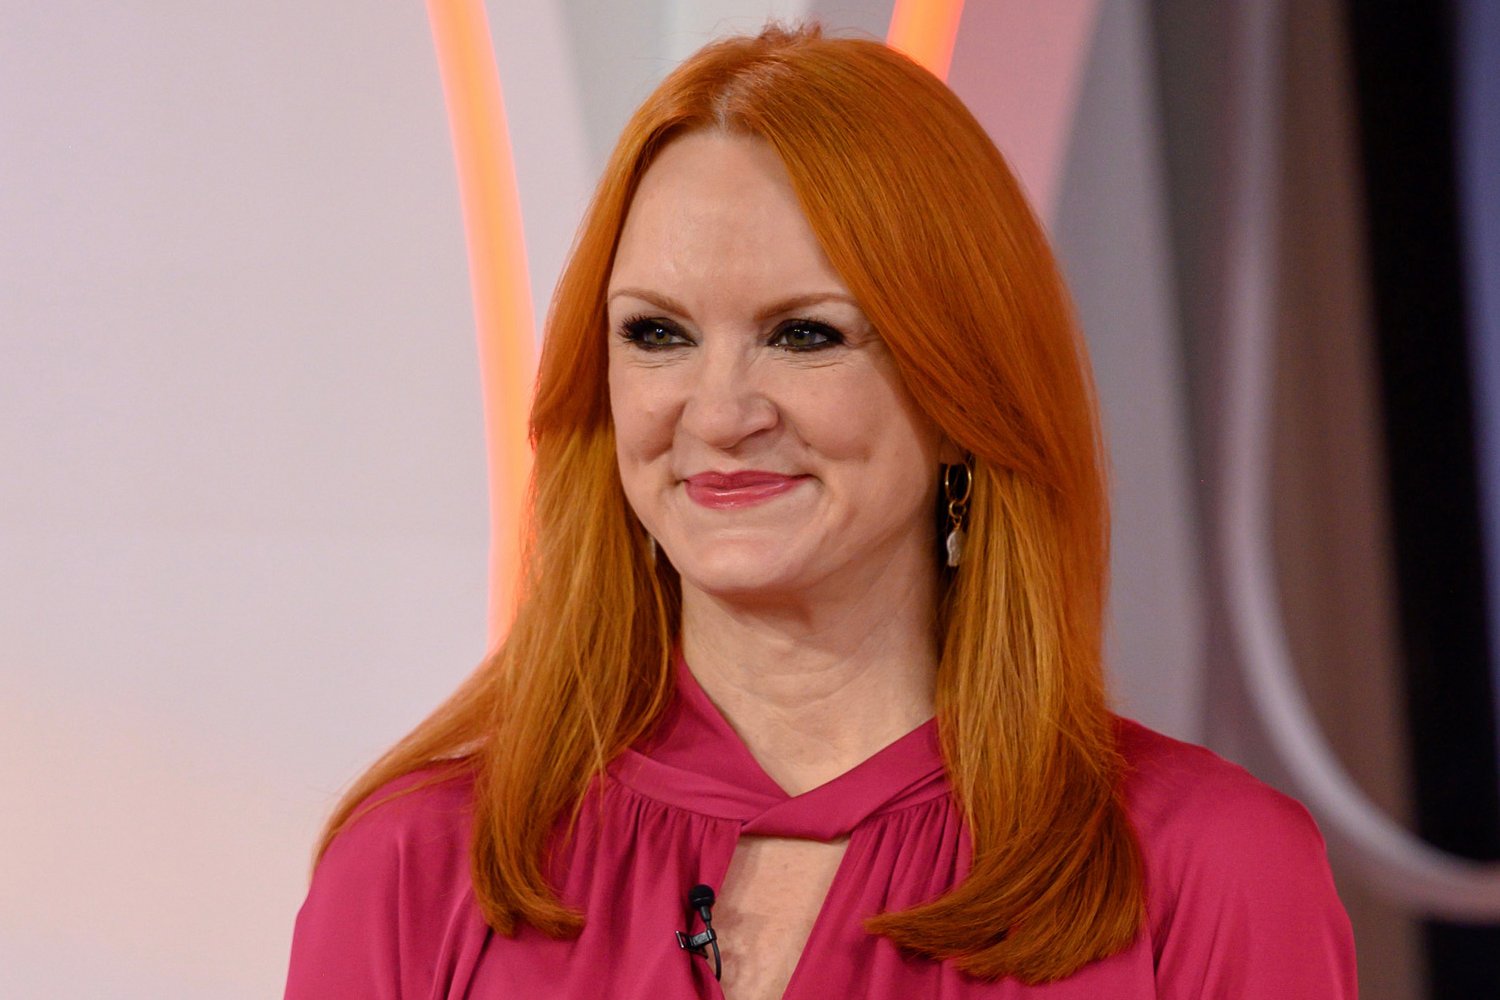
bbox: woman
[286,25,1356,999]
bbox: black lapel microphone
[675,883,722,980]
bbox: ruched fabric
[286,653,1358,998]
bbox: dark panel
[1345,0,1500,994]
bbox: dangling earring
[943,461,972,568]
[647,535,658,566]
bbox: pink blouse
[285,657,1357,998]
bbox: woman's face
[606,132,951,604]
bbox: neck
[680,560,941,796]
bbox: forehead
[608,132,847,301]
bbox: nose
[677,339,778,450]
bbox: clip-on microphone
[675,883,722,980]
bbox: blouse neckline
[609,649,947,841]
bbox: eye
[620,315,690,349]
[771,320,843,352]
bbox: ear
[937,436,966,466]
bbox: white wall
[2,4,485,995]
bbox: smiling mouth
[683,471,807,509]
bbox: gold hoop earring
[943,461,973,568]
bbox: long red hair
[318,24,1142,984]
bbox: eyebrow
[606,287,862,323]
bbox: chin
[668,544,808,600]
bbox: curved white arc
[1219,0,1500,917]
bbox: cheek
[608,361,674,464]
[798,368,939,468]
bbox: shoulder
[1116,717,1322,868]
[285,764,480,1000]
[321,764,477,872]
[1114,718,1358,997]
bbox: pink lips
[684,470,806,509]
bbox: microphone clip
[675,927,718,951]
[676,883,723,981]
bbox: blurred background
[3,1,1497,997]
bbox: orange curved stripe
[886,0,966,81]
[426,0,535,646]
